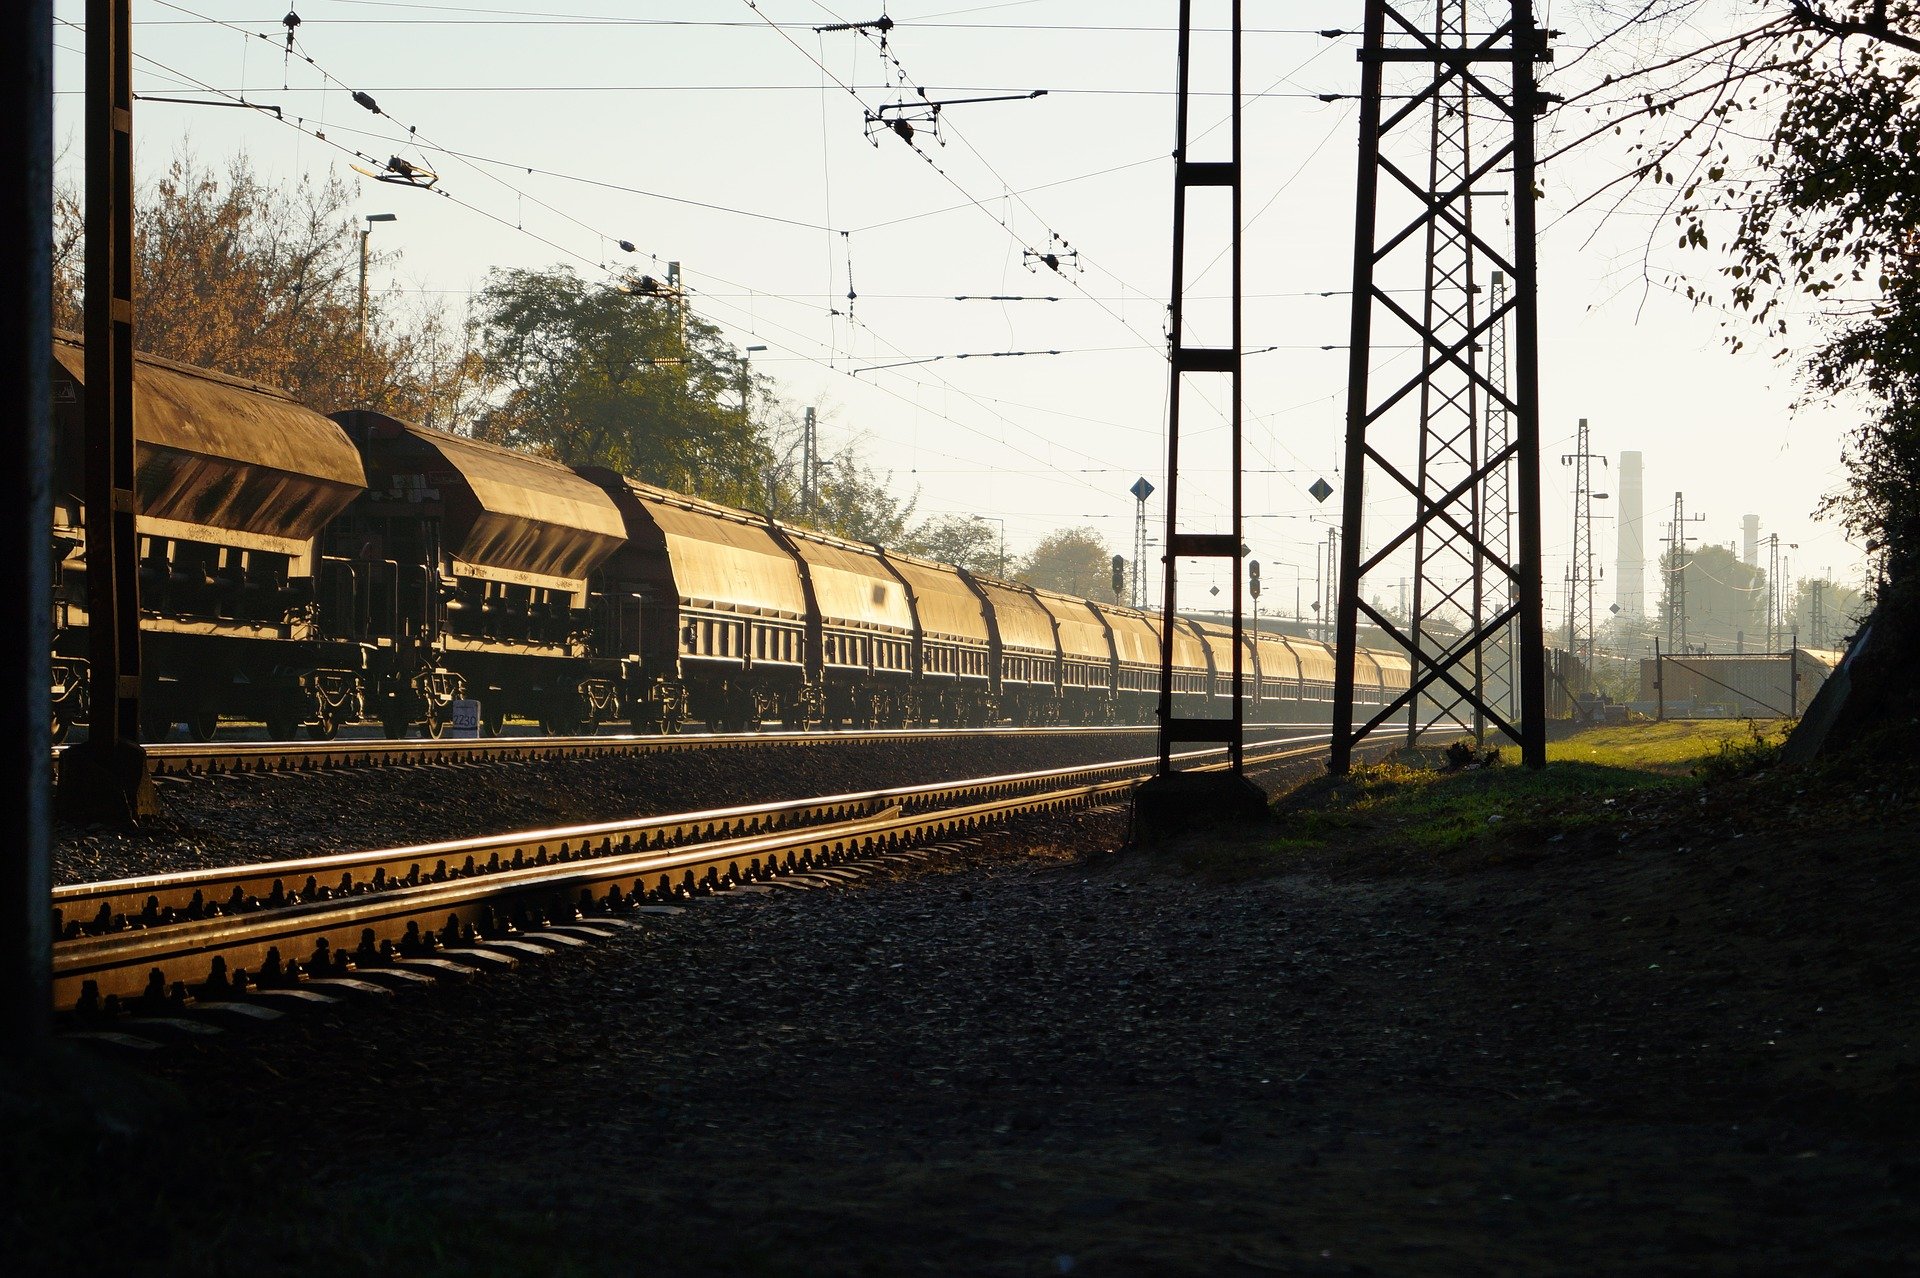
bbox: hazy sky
[50,0,1871,626]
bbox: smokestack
[1616,451,1644,619]
[1742,514,1760,567]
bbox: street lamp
[359,213,397,338]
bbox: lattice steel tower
[1562,417,1605,682]
[1332,0,1552,770]
[1476,270,1515,732]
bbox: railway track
[55,732,1338,1015]
[53,723,1208,780]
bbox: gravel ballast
[15,747,1918,1276]
[53,729,1219,885]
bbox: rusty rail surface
[58,723,1192,780]
[54,733,1336,1009]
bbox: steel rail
[59,723,1156,780]
[53,734,1337,1008]
[52,721,1344,780]
[54,730,1328,935]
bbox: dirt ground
[7,732,1917,1276]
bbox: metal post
[60,0,155,821]
[1334,0,1551,770]
[1132,0,1263,834]
[1653,637,1664,722]
[358,212,395,341]
[1150,0,1246,775]
[3,0,54,1050]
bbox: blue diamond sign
[1308,477,1334,503]
[1130,477,1155,502]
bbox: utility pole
[357,212,396,339]
[1320,525,1340,643]
[4,0,54,1050]
[1809,577,1827,650]
[739,344,766,498]
[1662,492,1706,655]
[1332,0,1551,770]
[60,0,156,822]
[801,405,817,517]
[1561,418,1606,689]
[1765,532,1796,651]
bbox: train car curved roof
[598,476,806,618]
[1190,620,1257,675]
[53,334,365,554]
[1282,636,1338,685]
[772,521,914,634]
[1371,647,1413,688]
[968,574,1058,654]
[1092,602,1160,668]
[876,549,989,644]
[1031,589,1111,664]
[1254,631,1301,680]
[338,410,625,589]
[1149,616,1212,675]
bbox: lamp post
[358,213,396,338]
[982,516,1007,577]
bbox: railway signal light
[1110,554,1125,600]
[1249,559,1261,599]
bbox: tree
[53,149,483,427]
[903,514,1004,575]
[802,454,918,545]
[1016,527,1119,598]
[1788,576,1868,648]
[1559,3,1920,578]
[1655,543,1766,652]
[474,267,770,507]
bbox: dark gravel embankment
[54,730,1176,885]
[17,745,1916,1275]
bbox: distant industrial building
[1615,451,1644,619]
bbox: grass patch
[1226,720,1795,878]
[1544,718,1789,771]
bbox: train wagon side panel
[968,575,1060,692]
[1283,636,1339,705]
[1254,632,1302,708]
[1032,588,1114,691]
[771,522,917,678]
[581,473,809,723]
[877,549,993,685]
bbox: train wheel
[424,700,448,739]
[482,704,505,736]
[50,712,69,746]
[264,712,298,742]
[188,710,221,742]
[310,709,339,741]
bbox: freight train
[48,337,1412,741]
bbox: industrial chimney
[1742,514,1760,567]
[1616,451,1645,619]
